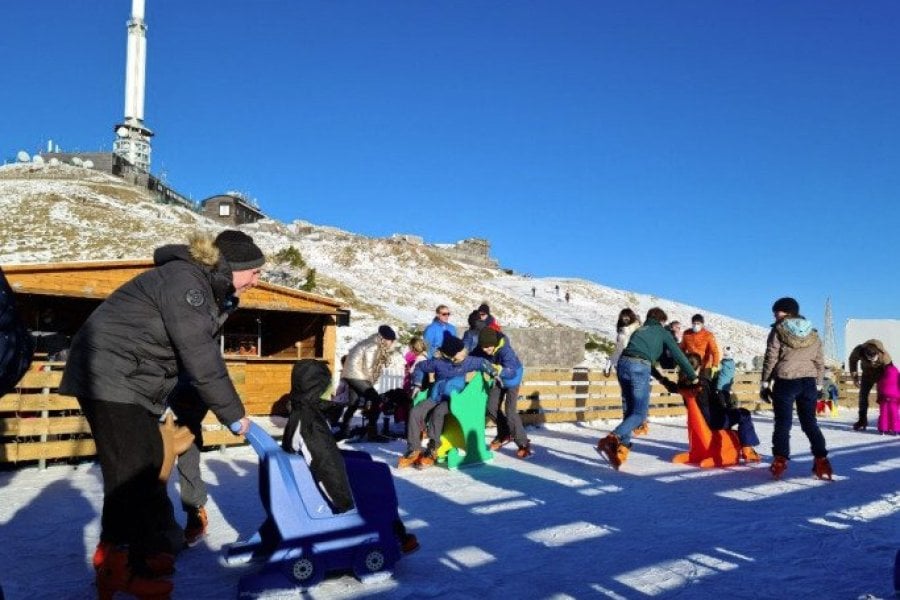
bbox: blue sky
[2,1,898,352]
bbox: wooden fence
[1,362,862,467]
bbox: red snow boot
[400,533,420,554]
[812,457,833,481]
[770,455,788,479]
[95,546,173,600]
[515,442,533,459]
[184,505,208,547]
[489,436,511,451]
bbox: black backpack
[0,267,34,396]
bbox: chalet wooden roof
[3,260,346,315]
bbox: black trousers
[338,379,382,434]
[79,398,183,561]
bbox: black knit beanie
[478,303,491,315]
[214,230,265,271]
[771,297,799,316]
[439,332,465,357]
[378,325,397,341]
[478,328,500,349]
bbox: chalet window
[219,203,231,216]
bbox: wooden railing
[518,368,858,425]
[1,362,860,466]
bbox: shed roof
[3,260,345,315]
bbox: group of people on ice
[2,228,900,600]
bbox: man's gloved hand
[852,374,860,387]
[759,383,771,404]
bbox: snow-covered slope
[0,163,768,364]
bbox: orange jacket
[680,328,721,370]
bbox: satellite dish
[71,157,83,166]
[32,155,45,165]
[83,160,94,169]
[48,158,60,167]
[16,151,30,163]
[116,126,129,138]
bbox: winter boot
[812,456,833,481]
[632,421,650,437]
[398,448,421,469]
[144,553,176,577]
[184,505,208,547]
[92,541,113,571]
[489,436,511,451]
[416,440,437,469]
[740,446,761,463]
[400,533,420,555]
[95,546,173,600]
[597,434,628,470]
[95,541,173,578]
[770,455,788,479]
[515,442,533,459]
[852,418,868,431]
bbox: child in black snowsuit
[661,353,761,462]
[281,359,419,553]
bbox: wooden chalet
[1,259,349,465]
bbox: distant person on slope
[423,305,456,358]
[760,297,832,480]
[597,307,697,470]
[847,339,891,431]
[680,314,720,378]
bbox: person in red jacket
[680,314,721,377]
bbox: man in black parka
[60,230,263,597]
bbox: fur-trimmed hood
[775,316,819,349]
[152,232,234,306]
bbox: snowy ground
[1,408,897,600]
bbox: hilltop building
[200,193,267,225]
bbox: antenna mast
[823,297,838,366]
[112,0,153,173]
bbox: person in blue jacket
[399,333,495,469]
[716,346,737,408]
[422,304,456,358]
[472,328,531,458]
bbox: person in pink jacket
[876,361,900,434]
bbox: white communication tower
[823,297,839,367]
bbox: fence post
[39,363,51,470]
